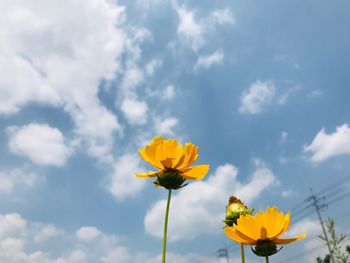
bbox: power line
[313,175,350,197]
[309,188,336,263]
[327,190,350,206]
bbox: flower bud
[223,196,254,226]
[154,169,188,190]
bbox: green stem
[265,256,269,263]
[240,244,245,263]
[162,189,172,263]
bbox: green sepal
[154,170,187,190]
[251,240,283,257]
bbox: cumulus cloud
[0,0,164,199]
[33,224,62,243]
[0,0,126,161]
[7,123,72,166]
[0,212,219,263]
[144,163,275,241]
[194,50,224,71]
[304,124,350,162]
[76,226,101,242]
[239,80,276,114]
[107,153,146,200]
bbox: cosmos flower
[136,136,209,189]
[224,206,306,257]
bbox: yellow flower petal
[226,206,305,247]
[235,214,260,240]
[263,207,286,239]
[224,227,256,245]
[274,233,306,244]
[139,149,163,170]
[274,211,291,239]
[136,136,209,188]
[181,165,209,180]
[143,139,165,169]
[135,171,160,178]
[177,143,198,169]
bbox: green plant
[316,218,350,263]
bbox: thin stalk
[265,256,269,263]
[162,189,172,263]
[240,244,245,263]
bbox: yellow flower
[224,206,306,257]
[136,136,209,189]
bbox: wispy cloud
[172,2,234,51]
[194,50,224,71]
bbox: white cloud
[33,224,61,243]
[163,85,175,101]
[276,85,301,105]
[144,163,275,241]
[76,226,101,242]
[285,218,325,263]
[239,80,276,114]
[145,59,162,76]
[287,218,320,237]
[0,214,27,239]
[174,4,204,50]
[0,212,231,263]
[173,4,235,51]
[209,9,235,25]
[7,123,72,166]
[0,167,38,193]
[121,98,148,125]
[281,131,288,142]
[0,0,126,161]
[155,117,179,136]
[120,66,145,92]
[194,50,224,71]
[308,89,323,97]
[281,190,293,198]
[107,153,146,201]
[136,0,163,10]
[304,124,350,162]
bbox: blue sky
[0,0,350,262]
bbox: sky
[0,0,350,262]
